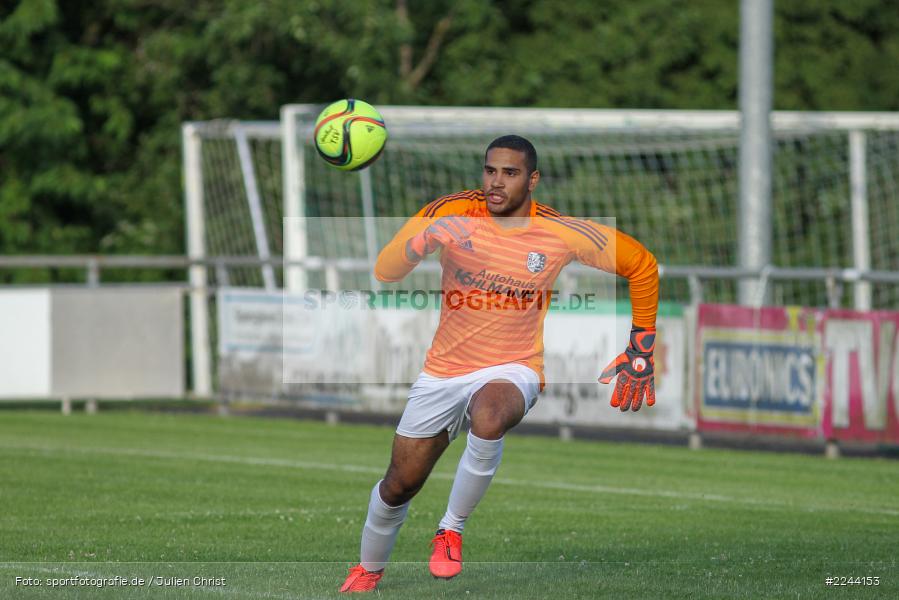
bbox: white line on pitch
[1,442,897,517]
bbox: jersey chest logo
[526,251,547,273]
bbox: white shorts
[396,363,541,441]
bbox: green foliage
[1,0,898,282]
[776,0,899,110]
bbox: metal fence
[3,255,898,398]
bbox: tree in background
[1,0,897,281]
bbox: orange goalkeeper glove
[598,326,656,412]
[406,216,478,261]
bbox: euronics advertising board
[217,288,688,430]
[696,304,899,444]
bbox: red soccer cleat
[429,528,463,579]
[339,564,383,593]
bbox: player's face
[483,148,540,217]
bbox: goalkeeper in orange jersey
[339,135,659,593]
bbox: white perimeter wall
[0,288,183,400]
[0,290,51,397]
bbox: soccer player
[339,135,659,593]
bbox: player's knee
[470,391,522,439]
[469,409,508,440]
[379,474,422,506]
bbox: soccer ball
[313,99,387,171]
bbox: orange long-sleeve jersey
[375,189,659,386]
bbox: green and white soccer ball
[313,99,387,171]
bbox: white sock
[438,431,504,533]
[360,480,410,572]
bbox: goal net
[277,107,899,308]
[184,108,899,397]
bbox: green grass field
[0,410,896,599]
